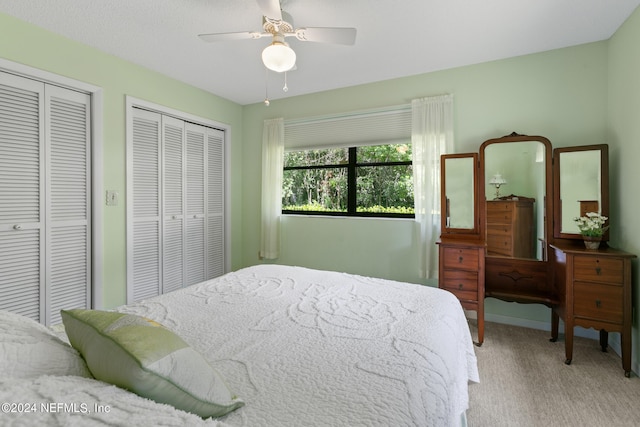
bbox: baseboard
[464,310,638,376]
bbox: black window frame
[282,146,414,218]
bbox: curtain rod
[284,103,411,127]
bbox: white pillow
[61,309,244,419]
[0,310,91,379]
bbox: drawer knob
[595,267,601,275]
[458,283,463,290]
[595,299,602,308]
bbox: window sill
[281,213,415,221]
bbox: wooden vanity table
[439,134,636,375]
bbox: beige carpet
[466,321,640,427]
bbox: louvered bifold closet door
[162,116,184,294]
[185,123,206,286]
[129,109,162,302]
[207,128,225,279]
[0,73,45,321]
[128,108,225,302]
[45,86,91,325]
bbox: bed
[1,264,479,426]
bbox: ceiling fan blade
[198,31,264,42]
[295,27,357,45]
[256,0,282,21]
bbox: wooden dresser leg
[475,305,484,347]
[622,329,631,377]
[550,310,559,342]
[599,329,608,352]
[564,326,574,365]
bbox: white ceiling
[1,0,639,105]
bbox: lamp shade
[489,173,507,185]
[262,41,296,73]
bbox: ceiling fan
[198,0,357,73]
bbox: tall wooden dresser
[550,241,636,377]
[486,197,534,258]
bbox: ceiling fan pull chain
[283,71,289,92]
[264,68,270,106]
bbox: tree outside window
[282,143,414,217]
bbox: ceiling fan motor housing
[263,11,294,35]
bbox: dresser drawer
[442,247,480,271]
[574,282,623,323]
[487,234,512,256]
[442,270,479,301]
[487,224,512,237]
[486,206,513,224]
[573,256,624,284]
[488,201,513,211]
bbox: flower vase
[583,236,601,250]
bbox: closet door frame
[0,58,104,315]
[125,96,231,303]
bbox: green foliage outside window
[282,144,414,216]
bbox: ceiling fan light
[262,41,296,72]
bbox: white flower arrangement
[573,212,609,237]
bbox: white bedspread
[118,264,479,426]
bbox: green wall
[607,7,640,374]
[0,13,244,309]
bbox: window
[282,143,414,218]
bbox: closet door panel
[0,74,45,321]
[185,124,205,286]
[46,86,91,324]
[129,110,162,302]
[162,116,184,293]
[207,128,224,279]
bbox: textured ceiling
[1,0,639,105]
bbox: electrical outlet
[106,190,119,206]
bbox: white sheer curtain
[412,94,454,278]
[260,118,284,259]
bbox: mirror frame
[479,133,553,260]
[553,144,609,241]
[440,153,479,236]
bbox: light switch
[106,190,119,206]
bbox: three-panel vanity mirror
[440,133,609,304]
[441,134,609,249]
